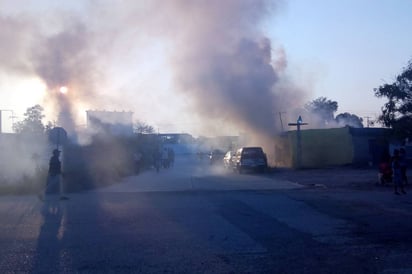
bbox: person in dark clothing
[38,149,68,201]
[49,149,62,177]
[392,149,406,195]
[399,147,408,185]
[133,151,143,174]
[168,148,175,168]
[153,149,161,173]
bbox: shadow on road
[31,197,63,273]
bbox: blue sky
[266,0,412,121]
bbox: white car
[223,151,234,169]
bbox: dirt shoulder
[271,166,390,190]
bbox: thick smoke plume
[86,0,305,152]
[32,22,99,134]
[148,0,305,150]
[0,0,306,152]
[0,17,94,135]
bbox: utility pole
[288,116,308,169]
[364,116,371,128]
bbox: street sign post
[288,116,308,168]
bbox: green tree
[134,120,155,134]
[374,60,412,137]
[305,97,338,125]
[13,104,46,134]
[335,112,364,128]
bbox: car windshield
[242,148,264,158]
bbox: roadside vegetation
[0,106,161,195]
[374,60,412,139]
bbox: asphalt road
[1,156,412,273]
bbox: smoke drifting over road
[0,1,305,146]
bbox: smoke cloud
[32,21,102,134]
[0,0,306,149]
[148,0,305,150]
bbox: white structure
[86,110,133,136]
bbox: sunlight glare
[0,76,47,132]
[59,86,68,94]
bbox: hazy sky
[267,0,412,119]
[0,0,411,135]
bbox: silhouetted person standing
[392,149,406,195]
[168,148,175,167]
[399,147,408,185]
[133,151,143,174]
[38,149,68,201]
[49,149,61,176]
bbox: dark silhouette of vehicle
[209,149,225,165]
[232,147,267,173]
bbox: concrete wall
[299,127,353,168]
[275,127,353,168]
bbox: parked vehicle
[209,149,225,165]
[232,147,267,173]
[223,151,234,169]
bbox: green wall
[275,127,353,168]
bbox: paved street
[1,156,412,273]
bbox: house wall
[299,127,353,168]
[275,127,397,168]
[275,127,353,168]
[274,134,293,167]
[349,128,392,166]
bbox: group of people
[379,147,408,195]
[39,145,408,199]
[153,147,175,172]
[39,145,177,202]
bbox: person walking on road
[161,148,169,168]
[168,148,175,168]
[38,149,68,201]
[153,149,161,173]
[392,149,406,195]
[133,151,143,174]
[399,147,408,186]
